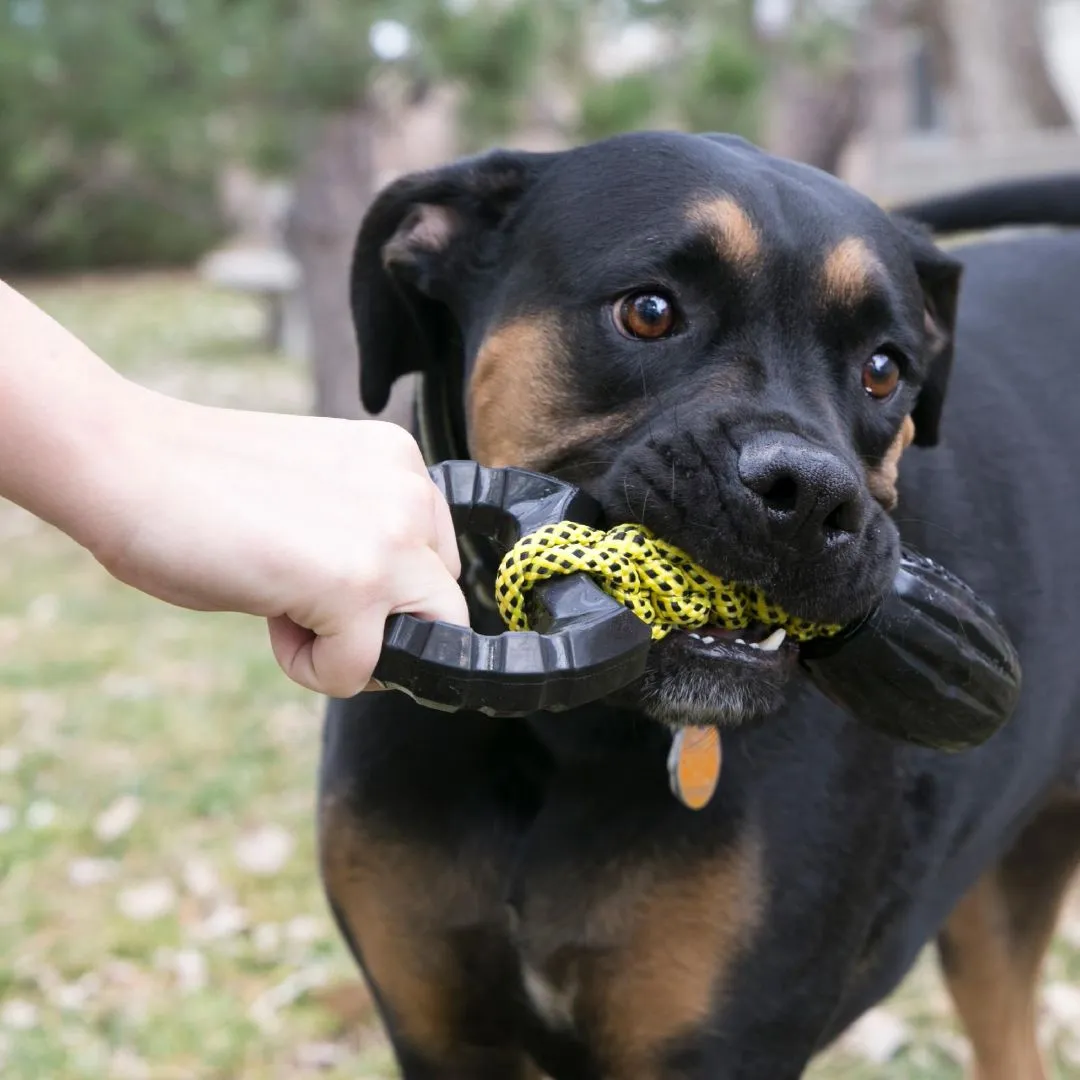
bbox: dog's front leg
[318,694,543,1080]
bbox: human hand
[0,280,468,697]
[86,396,469,697]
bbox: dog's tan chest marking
[516,833,765,1078]
[323,788,765,1080]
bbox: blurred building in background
[840,0,1080,201]
[1,0,1077,419]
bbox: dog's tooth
[689,632,702,640]
[759,628,787,653]
[702,636,715,645]
[735,638,746,646]
[749,643,760,650]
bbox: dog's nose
[738,434,864,549]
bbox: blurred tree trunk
[1003,0,1073,128]
[926,0,1071,133]
[285,108,414,427]
[760,1,861,174]
[763,65,860,174]
[853,0,916,141]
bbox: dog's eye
[614,291,677,340]
[862,352,901,399]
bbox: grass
[1,272,1079,1078]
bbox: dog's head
[351,131,961,728]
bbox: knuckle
[361,475,432,550]
[395,474,437,527]
[377,422,424,464]
[378,505,424,550]
[325,676,361,699]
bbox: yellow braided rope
[495,522,842,643]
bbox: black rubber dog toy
[799,549,1022,750]
[372,462,1021,751]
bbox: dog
[318,132,1080,1079]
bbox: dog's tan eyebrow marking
[821,237,885,307]
[686,196,762,267]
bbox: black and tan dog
[318,134,1080,1079]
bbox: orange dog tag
[667,725,721,810]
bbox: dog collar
[415,371,501,615]
[415,368,467,466]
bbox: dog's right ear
[351,149,557,415]
[890,215,963,448]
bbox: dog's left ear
[350,149,557,415]
[892,216,963,447]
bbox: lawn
[2,272,1079,1078]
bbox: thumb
[391,549,471,627]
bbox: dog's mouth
[612,614,806,730]
[552,461,901,728]
[657,617,801,689]
[614,515,901,728]
[621,556,896,727]
[675,620,792,657]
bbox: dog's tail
[892,173,1080,236]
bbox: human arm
[0,279,468,697]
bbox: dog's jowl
[321,133,1080,1079]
